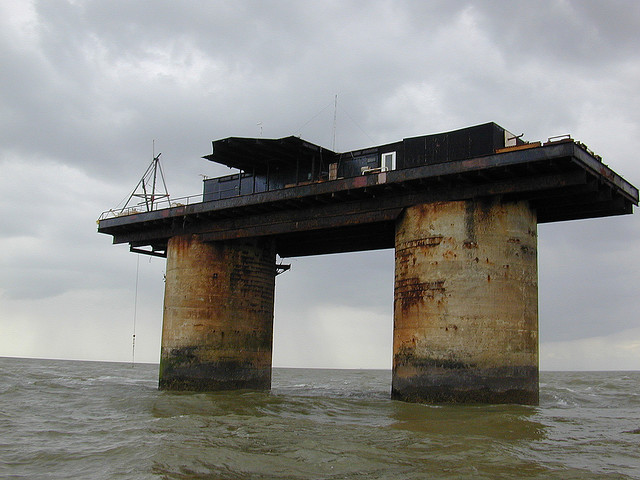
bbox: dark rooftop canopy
[203,136,336,173]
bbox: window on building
[381,151,396,171]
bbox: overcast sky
[2,0,640,371]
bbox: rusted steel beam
[198,207,404,243]
[100,142,592,232]
[130,246,167,258]
[538,196,632,223]
[106,169,592,247]
[276,222,396,257]
[571,146,638,202]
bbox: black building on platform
[203,122,524,201]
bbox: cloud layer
[1,1,639,370]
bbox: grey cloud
[471,1,640,66]
[1,0,638,365]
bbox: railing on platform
[98,193,203,221]
[98,174,327,221]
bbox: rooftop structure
[99,122,638,258]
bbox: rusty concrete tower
[98,123,638,404]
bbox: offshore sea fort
[98,122,637,404]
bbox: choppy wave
[1,358,639,479]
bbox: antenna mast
[121,144,170,214]
[332,94,338,151]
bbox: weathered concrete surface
[392,199,539,404]
[159,234,276,391]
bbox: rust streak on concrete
[392,199,539,404]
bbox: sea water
[1,357,639,479]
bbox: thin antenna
[151,155,158,207]
[332,94,338,151]
[341,108,376,145]
[293,100,333,137]
[150,140,156,210]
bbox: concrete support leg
[159,234,276,391]
[392,199,538,404]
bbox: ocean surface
[1,357,639,479]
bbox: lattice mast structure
[123,152,170,214]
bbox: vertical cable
[132,254,140,367]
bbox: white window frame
[381,151,396,171]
